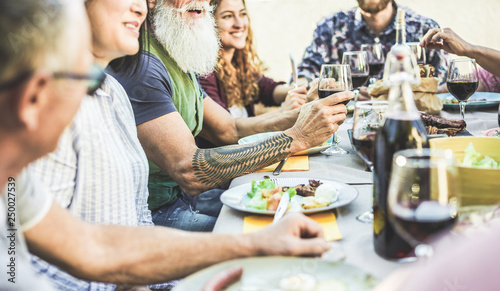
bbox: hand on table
[249,213,331,257]
[282,85,307,111]
[420,27,473,57]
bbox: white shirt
[0,169,55,290]
[29,75,153,290]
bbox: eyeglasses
[0,63,106,95]
[54,63,106,95]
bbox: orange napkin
[243,212,342,241]
[256,156,309,172]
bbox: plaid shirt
[298,2,449,85]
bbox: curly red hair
[210,0,262,107]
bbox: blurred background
[245,0,500,82]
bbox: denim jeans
[151,189,224,232]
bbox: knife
[273,191,289,223]
[289,52,298,89]
[272,157,288,176]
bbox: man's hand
[282,85,307,111]
[357,87,371,101]
[249,213,331,257]
[285,91,353,151]
[420,27,473,57]
[306,78,320,102]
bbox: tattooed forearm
[192,132,293,188]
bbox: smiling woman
[27,0,160,290]
[197,0,307,123]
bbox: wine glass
[361,43,386,85]
[342,51,369,102]
[446,58,479,120]
[318,64,352,156]
[406,42,426,65]
[352,100,388,223]
[387,148,460,260]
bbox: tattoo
[193,132,293,187]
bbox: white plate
[220,177,358,215]
[238,131,336,156]
[438,92,500,109]
[173,257,378,291]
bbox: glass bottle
[373,45,429,260]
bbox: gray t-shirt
[0,169,55,290]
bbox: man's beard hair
[357,0,392,14]
[153,1,220,76]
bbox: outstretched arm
[25,204,330,284]
[421,27,500,77]
[138,92,350,196]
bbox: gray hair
[0,0,70,83]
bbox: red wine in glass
[368,63,384,77]
[392,201,457,247]
[318,89,349,105]
[352,73,370,89]
[352,132,376,166]
[447,81,478,101]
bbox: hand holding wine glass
[318,64,352,155]
[387,148,460,260]
[446,58,479,120]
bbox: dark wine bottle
[373,45,429,260]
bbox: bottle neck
[395,23,406,45]
[387,80,419,118]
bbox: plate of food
[173,257,379,291]
[220,177,358,215]
[483,127,500,137]
[238,131,335,156]
[438,92,500,109]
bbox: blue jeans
[151,189,223,232]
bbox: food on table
[302,184,340,209]
[246,179,339,211]
[418,64,435,78]
[246,178,296,211]
[201,265,243,291]
[279,273,316,291]
[294,179,323,197]
[420,112,466,136]
[462,142,500,169]
[483,128,500,137]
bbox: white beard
[153,1,220,76]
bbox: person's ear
[148,0,156,10]
[17,73,51,132]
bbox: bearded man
[298,0,449,90]
[111,0,352,231]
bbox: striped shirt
[28,75,153,291]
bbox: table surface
[213,106,499,280]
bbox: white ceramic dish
[220,177,358,215]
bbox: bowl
[430,137,500,206]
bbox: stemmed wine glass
[446,58,479,120]
[361,43,385,85]
[406,42,426,65]
[352,100,388,223]
[342,51,369,102]
[387,148,460,260]
[318,64,352,156]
